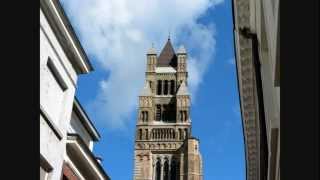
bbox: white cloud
[61,0,224,130]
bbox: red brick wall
[62,163,79,180]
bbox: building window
[157,80,162,95]
[170,160,177,180]
[162,105,168,122]
[184,128,188,138]
[163,160,169,180]
[156,159,161,180]
[164,80,168,95]
[156,105,161,121]
[170,80,175,95]
[149,81,153,93]
[141,111,148,122]
[139,129,143,140]
[179,129,182,140]
[145,129,148,140]
[145,111,148,122]
[47,58,67,91]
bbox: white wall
[40,8,78,180]
[68,111,94,150]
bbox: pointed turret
[140,81,152,96]
[177,45,187,54]
[176,81,189,95]
[147,46,157,55]
[146,45,157,72]
[157,38,177,67]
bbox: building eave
[40,0,93,74]
[232,0,260,180]
[73,97,101,141]
[67,133,110,180]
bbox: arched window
[163,160,169,180]
[179,111,183,122]
[157,80,162,95]
[155,159,161,180]
[182,111,187,121]
[170,80,175,95]
[172,130,176,139]
[176,162,180,180]
[140,111,144,121]
[184,128,188,139]
[170,160,177,180]
[157,129,160,139]
[164,80,168,95]
[145,129,148,140]
[139,129,142,140]
[179,129,182,140]
[145,111,148,122]
[185,111,188,121]
[156,105,161,121]
[149,81,153,93]
[160,129,164,139]
[162,105,168,122]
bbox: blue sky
[61,0,245,179]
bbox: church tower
[133,38,203,180]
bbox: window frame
[47,57,68,91]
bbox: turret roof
[157,38,177,67]
[140,81,152,96]
[176,81,189,95]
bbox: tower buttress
[177,46,188,87]
[146,47,157,94]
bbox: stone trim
[40,105,63,140]
[73,97,101,141]
[40,153,53,172]
[40,0,93,74]
[233,0,260,179]
[67,133,110,179]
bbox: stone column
[153,163,156,180]
[168,80,171,95]
[180,153,184,180]
[160,160,164,180]
[168,159,171,180]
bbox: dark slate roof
[157,39,177,67]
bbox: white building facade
[40,0,109,179]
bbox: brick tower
[133,38,203,180]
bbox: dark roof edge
[67,134,110,180]
[40,0,94,74]
[189,136,200,142]
[73,97,101,141]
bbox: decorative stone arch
[163,157,170,180]
[170,158,178,180]
[179,129,182,140]
[139,129,143,140]
[155,157,162,180]
[145,129,148,140]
